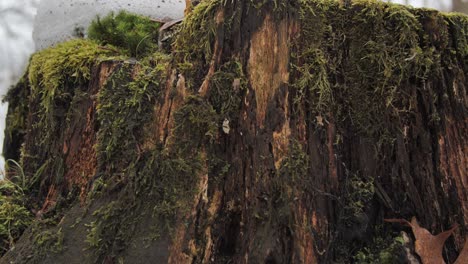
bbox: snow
[33,0,186,50]
[0,0,38,171]
[387,0,452,11]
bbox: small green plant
[0,186,32,253]
[85,221,101,249]
[88,11,161,57]
[5,159,41,192]
[0,161,34,254]
[354,234,406,264]
[343,173,375,218]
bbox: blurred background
[0,0,38,170]
[0,0,467,170]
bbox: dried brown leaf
[454,238,468,264]
[385,217,459,264]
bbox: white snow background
[0,0,460,172]
[0,0,38,171]
[34,0,185,50]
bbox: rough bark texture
[1,1,467,263]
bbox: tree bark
[1,1,467,263]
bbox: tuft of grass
[88,11,161,58]
[0,161,35,254]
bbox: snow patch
[33,0,186,50]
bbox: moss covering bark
[1,1,467,263]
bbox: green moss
[249,0,298,13]
[271,141,309,225]
[293,48,332,113]
[85,220,101,249]
[277,141,309,191]
[208,60,247,119]
[0,180,33,254]
[173,95,219,151]
[2,76,30,161]
[292,0,462,145]
[342,173,375,220]
[88,56,218,261]
[29,39,120,113]
[33,227,64,256]
[207,152,231,185]
[84,52,172,260]
[84,200,138,258]
[354,233,406,264]
[145,151,203,227]
[443,13,468,57]
[88,11,161,58]
[96,53,170,168]
[175,0,221,89]
[25,39,121,188]
[85,141,204,261]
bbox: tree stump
[1,1,466,263]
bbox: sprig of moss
[174,0,221,89]
[208,60,247,119]
[88,11,161,58]
[354,233,406,264]
[0,179,33,254]
[173,95,219,151]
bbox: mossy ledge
[1,1,467,263]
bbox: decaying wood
[1,1,467,263]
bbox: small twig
[98,46,120,53]
[149,18,166,23]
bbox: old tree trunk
[1,0,467,263]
